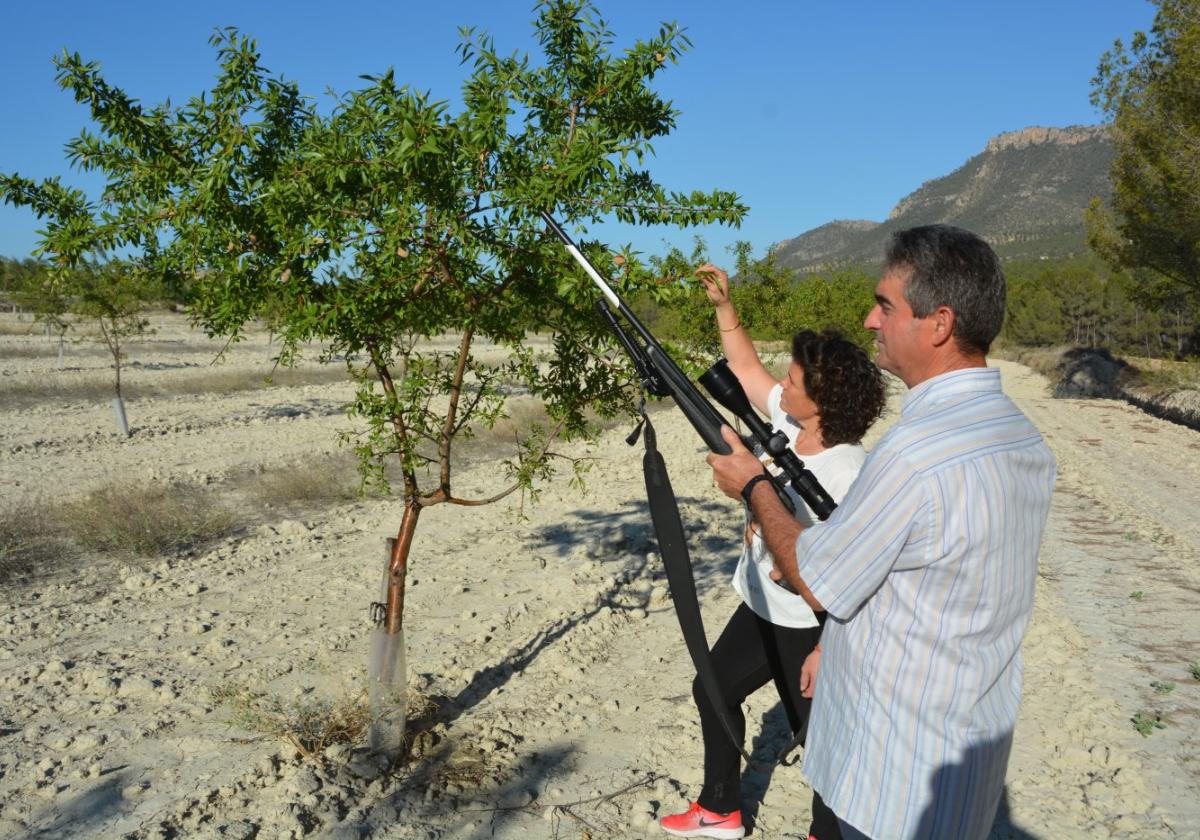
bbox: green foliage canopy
[1,2,747,511]
[1088,0,1200,307]
[645,241,877,364]
[1001,255,1196,357]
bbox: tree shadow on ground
[24,770,132,839]
[350,492,745,835]
[530,495,744,600]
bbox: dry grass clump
[998,345,1200,396]
[455,396,628,474]
[3,457,372,587]
[465,395,651,444]
[1,483,234,585]
[61,483,235,557]
[159,364,349,396]
[1126,356,1200,391]
[237,453,365,512]
[0,320,41,336]
[0,378,119,408]
[0,500,69,585]
[479,397,553,442]
[0,342,88,359]
[212,684,372,762]
[0,363,349,410]
[131,338,237,355]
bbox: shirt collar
[901,366,1001,418]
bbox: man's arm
[746,479,824,610]
[706,426,824,611]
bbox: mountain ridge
[772,124,1112,272]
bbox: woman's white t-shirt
[731,383,865,628]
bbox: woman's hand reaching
[696,263,731,307]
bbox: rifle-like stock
[541,210,836,521]
[541,210,732,456]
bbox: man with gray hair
[708,224,1055,839]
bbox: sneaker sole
[659,823,746,839]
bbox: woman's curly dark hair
[791,329,886,447]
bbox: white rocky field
[1,314,1197,839]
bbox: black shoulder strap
[640,412,810,768]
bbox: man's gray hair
[884,225,1006,355]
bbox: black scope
[699,358,837,521]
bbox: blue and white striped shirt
[797,366,1055,840]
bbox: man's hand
[706,425,763,501]
[714,426,824,613]
[800,645,821,699]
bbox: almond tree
[1,256,160,429]
[1,1,745,665]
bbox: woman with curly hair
[659,264,887,840]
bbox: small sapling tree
[3,256,160,422]
[7,259,71,354]
[73,260,161,434]
[2,0,746,741]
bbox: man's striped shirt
[797,366,1055,839]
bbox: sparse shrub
[1190,662,1200,681]
[0,342,82,359]
[212,683,372,762]
[174,364,348,396]
[0,320,41,336]
[1130,357,1200,391]
[62,482,234,557]
[0,500,69,584]
[241,454,363,511]
[478,398,553,444]
[1150,680,1175,694]
[1131,711,1166,737]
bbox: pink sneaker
[659,801,746,838]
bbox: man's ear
[929,305,956,348]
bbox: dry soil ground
[1,314,1197,839]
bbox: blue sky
[1,1,1156,265]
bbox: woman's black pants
[691,600,840,835]
[694,602,822,814]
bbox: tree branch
[368,342,418,500]
[439,323,475,495]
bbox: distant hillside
[773,125,1113,272]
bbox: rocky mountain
[772,125,1113,272]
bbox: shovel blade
[367,625,407,753]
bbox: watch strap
[740,472,772,505]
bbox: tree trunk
[111,396,130,437]
[385,501,421,634]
